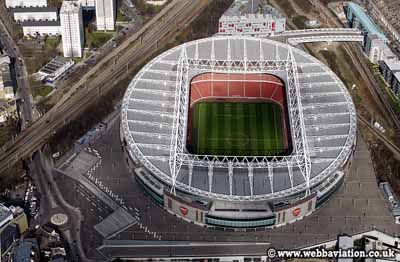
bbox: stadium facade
[120,36,357,229]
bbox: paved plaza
[54,115,400,260]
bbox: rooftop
[121,36,357,201]
[13,239,38,262]
[60,0,81,13]
[338,234,354,250]
[347,2,387,42]
[0,204,13,227]
[22,20,60,27]
[38,57,73,75]
[0,55,11,65]
[222,0,283,18]
[394,72,400,82]
[383,58,400,72]
[12,6,58,13]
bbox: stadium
[120,36,357,229]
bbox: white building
[60,1,84,58]
[22,20,61,36]
[95,0,115,31]
[0,56,15,101]
[12,7,58,22]
[37,57,75,83]
[218,0,286,36]
[79,0,95,8]
[146,0,167,5]
[0,204,13,229]
[5,0,47,8]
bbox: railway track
[357,115,400,160]
[0,0,210,174]
[300,0,400,159]
[309,0,400,130]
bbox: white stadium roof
[121,36,357,201]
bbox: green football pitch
[190,101,284,156]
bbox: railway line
[357,115,400,160]
[0,0,210,175]
[297,0,400,159]
[309,0,400,130]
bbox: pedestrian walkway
[94,207,138,239]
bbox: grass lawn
[86,31,113,48]
[189,101,284,156]
[33,86,53,98]
[45,36,60,50]
[116,9,128,22]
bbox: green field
[190,101,284,156]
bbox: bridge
[276,28,364,45]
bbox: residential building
[218,0,286,36]
[379,58,400,97]
[0,204,28,259]
[345,2,389,64]
[22,20,61,36]
[0,100,17,123]
[60,0,84,57]
[346,2,387,42]
[79,0,95,8]
[364,33,386,63]
[0,224,19,258]
[0,56,15,101]
[0,205,13,229]
[379,182,400,223]
[95,0,115,31]
[5,0,47,8]
[302,230,400,261]
[393,72,400,97]
[12,239,39,262]
[337,234,354,262]
[12,7,58,22]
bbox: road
[0,13,34,128]
[0,10,91,261]
[0,0,210,175]
[98,241,271,260]
[38,150,95,262]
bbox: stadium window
[308,201,312,211]
[168,198,172,209]
[277,212,281,223]
[282,211,286,221]
[196,210,198,221]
